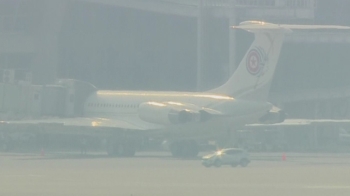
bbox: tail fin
[210,21,350,101]
[210,21,288,101]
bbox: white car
[202,148,250,167]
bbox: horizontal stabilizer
[233,21,350,32]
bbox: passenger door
[229,150,242,163]
[223,150,237,164]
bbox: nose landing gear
[170,140,199,158]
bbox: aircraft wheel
[118,142,136,157]
[170,140,199,158]
[107,138,136,157]
[185,140,199,158]
[170,142,181,157]
[107,139,117,157]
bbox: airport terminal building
[1,0,350,151]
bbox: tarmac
[1,151,350,196]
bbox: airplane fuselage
[83,90,272,139]
[84,91,231,115]
[84,90,270,117]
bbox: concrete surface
[0,151,350,196]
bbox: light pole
[229,0,237,78]
[196,0,204,91]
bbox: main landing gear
[169,140,199,158]
[107,137,137,157]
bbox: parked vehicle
[202,148,250,167]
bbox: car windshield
[215,150,224,155]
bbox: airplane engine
[259,110,286,124]
[138,102,200,125]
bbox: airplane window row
[87,103,139,108]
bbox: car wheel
[231,163,238,167]
[214,159,222,167]
[240,159,249,167]
[203,163,211,168]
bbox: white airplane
[3,21,350,157]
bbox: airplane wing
[0,101,223,137]
[245,119,350,129]
[1,116,163,133]
[235,21,350,31]
[0,100,220,132]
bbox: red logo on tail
[246,48,266,76]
